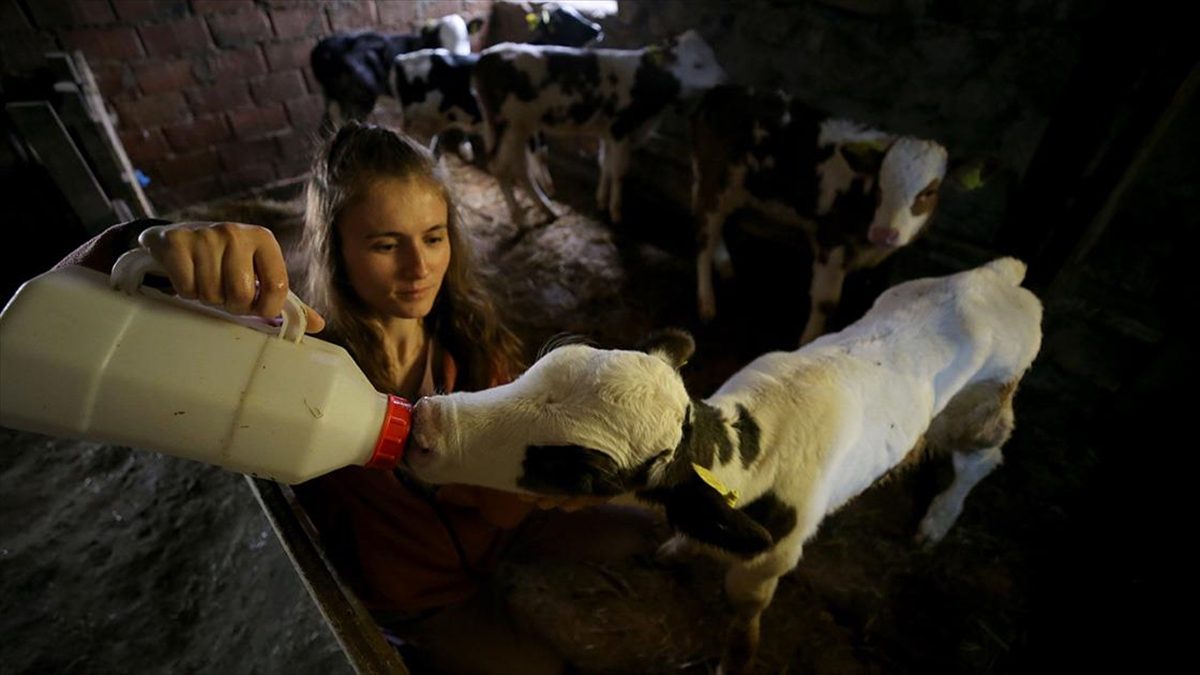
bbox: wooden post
[6,100,118,234]
[245,477,411,675]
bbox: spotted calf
[310,15,482,131]
[692,84,991,343]
[408,258,1043,675]
[483,1,604,49]
[473,30,725,225]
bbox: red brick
[133,59,196,95]
[113,92,191,128]
[192,0,255,14]
[269,7,328,39]
[112,0,188,22]
[25,0,115,28]
[90,62,138,98]
[138,17,211,57]
[62,26,145,61]
[273,131,318,161]
[207,8,273,47]
[119,128,170,164]
[419,0,467,22]
[222,162,279,192]
[249,70,307,105]
[200,46,266,81]
[377,0,419,29]
[218,137,279,168]
[303,68,321,95]
[326,1,378,32]
[285,94,326,133]
[263,38,316,72]
[227,103,288,139]
[186,80,252,114]
[149,148,221,185]
[163,114,232,152]
[154,177,223,209]
[276,154,312,179]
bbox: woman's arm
[53,218,171,273]
[53,219,324,332]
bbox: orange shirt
[293,346,534,614]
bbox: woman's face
[337,176,451,319]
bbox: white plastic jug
[0,249,411,484]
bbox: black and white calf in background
[390,4,606,148]
[391,49,487,161]
[692,85,994,343]
[310,14,482,131]
[473,30,726,226]
[407,258,1043,675]
[483,1,604,49]
[525,2,604,46]
[387,4,606,182]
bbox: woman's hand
[137,222,325,333]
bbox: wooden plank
[1063,65,1199,272]
[69,50,156,218]
[44,51,80,84]
[6,100,116,234]
[54,82,135,200]
[245,477,411,675]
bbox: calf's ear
[947,156,1002,192]
[645,471,773,556]
[518,445,628,496]
[636,329,695,370]
[840,140,889,174]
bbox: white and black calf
[473,30,725,225]
[310,15,480,130]
[408,258,1043,675]
[391,49,486,160]
[526,2,604,46]
[484,1,605,49]
[692,84,991,343]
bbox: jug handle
[110,248,308,343]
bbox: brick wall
[1,0,493,210]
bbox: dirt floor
[0,148,1171,674]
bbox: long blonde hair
[297,122,523,392]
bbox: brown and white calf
[473,30,726,225]
[407,258,1042,675]
[693,84,990,343]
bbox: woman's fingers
[250,238,288,319]
[138,222,300,320]
[302,303,327,334]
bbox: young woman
[61,123,631,674]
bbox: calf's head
[408,329,774,556]
[529,3,604,47]
[837,136,948,248]
[660,30,726,94]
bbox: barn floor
[0,148,1170,674]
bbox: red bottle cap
[366,395,412,469]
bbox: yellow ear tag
[647,46,666,66]
[692,463,739,507]
[845,139,889,156]
[959,163,985,190]
[525,12,540,30]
